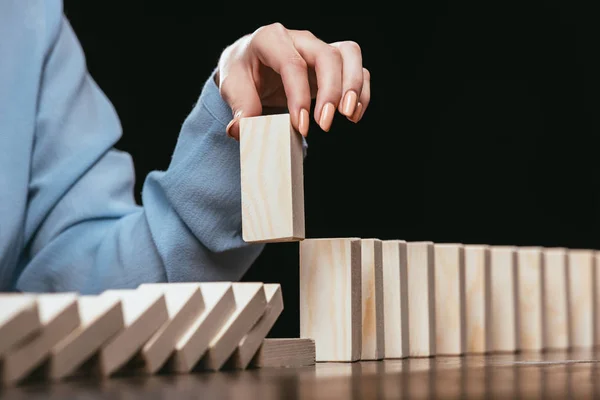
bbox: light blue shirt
[0,1,302,293]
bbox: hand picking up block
[239,113,305,243]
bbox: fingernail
[226,110,243,139]
[299,108,309,136]
[348,102,363,123]
[319,102,335,132]
[342,90,358,116]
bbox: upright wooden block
[48,295,124,380]
[406,241,435,357]
[239,113,305,243]
[381,240,408,359]
[433,243,465,355]
[542,248,569,350]
[227,284,284,369]
[96,290,168,377]
[515,247,543,351]
[250,338,316,368]
[0,294,40,357]
[463,245,489,354]
[135,283,206,374]
[300,238,362,362]
[1,293,79,386]
[567,249,594,349]
[198,282,267,371]
[595,251,600,347]
[488,246,517,353]
[360,238,384,360]
[170,283,236,373]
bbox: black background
[62,5,599,338]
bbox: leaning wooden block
[567,249,594,349]
[239,113,305,243]
[463,245,489,354]
[0,294,41,358]
[515,247,543,351]
[433,243,465,355]
[1,293,79,386]
[542,248,569,350]
[96,289,168,377]
[300,238,362,362]
[488,246,517,353]
[360,238,384,360]
[227,284,284,369]
[48,295,124,380]
[250,338,315,368]
[406,241,435,357]
[198,282,268,371]
[381,240,408,359]
[169,283,236,373]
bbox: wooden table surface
[3,349,600,399]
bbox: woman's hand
[215,23,371,140]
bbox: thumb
[219,68,262,140]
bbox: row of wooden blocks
[0,282,315,387]
[299,238,600,362]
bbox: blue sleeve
[16,13,289,293]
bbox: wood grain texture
[239,113,304,243]
[300,238,362,361]
[516,247,543,351]
[488,246,517,353]
[595,251,600,347]
[360,238,384,360]
[433,243,465,355]
[0,294,40,358]
[463,245,489,354]
[381,240,408,359]
[542,248,569,350]
[567,249,594,348]
[250,338,315,368]
[406,241,435,357]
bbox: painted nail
[349,102,363,123]
[299,108,309,136]
[342,90,358,116]
[319,102,335,131]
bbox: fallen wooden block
[542,248,568,350]
[406,241,435,357]
[0,294,41,358]
[250,338,315,368]
[488,246,517,353]
[47,295,123,380]
[381,240,408,359]
[433,243,465,355]
[300,238,362,362]
[463,245,489,354]
[1,293,79,386]
[95,289,168,377]
[239,113,305,243]
[197,282,267,371]
[226,283,284,369]
[169,283,236,373]
[516,247,543,351]
[567,249,594,349]
[360,238,384,360]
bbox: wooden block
[1,293,79,386]
[239,113,305,243]
[595,251,600,347]
[0,294,41,357]
[48,295,124,380]
[463,245,489,354]
[360,238,384,360]
[96,289,168,376]
[381,239,408,359]
[542,247,569,350]
[132,283,205,374]
[169,283,236,373]
[198,282,268,371]
[406,241,435,357]
[515,247,543,351]
[250,338,315,368]
[567,249,594,349]
[433,243,465,355]
[300,238,362,362]
[488,246,517,353]
[227,284,284,369]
